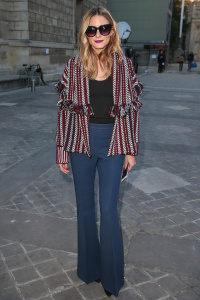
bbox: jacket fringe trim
[58,99,94,116]
[108,100,143,117]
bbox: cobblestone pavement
[0,65,200,300]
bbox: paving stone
[29,197,51,208]
[27,248,53,264]
[53,287,83,300]
[44,272,71,291]
[150,192,167,200]
[193,286,200,295]
[38,296,53,300]
[0,272,14,290]
[12,266,39,284]
[168,213,188,224]
[67,269,83,285]
[184,211,200,221]
[142,210,162,220]
[128,233,200,279]
[154,217,175,229]
[175,290,200,300]
[185,192,200,200]
[145,268,167,279]
[0,210,77,253]
[0,142,55,204]
[186,201,200,210]
[181,222,200,234]
[146,200,166,209]
[35,259,63,277]
[161,226,188,238]
[181,276,200,287]
[156,275,187,294]
[5,253,31,270]
[138,222,160,233]
[128,167,189,194]
[19,279,49,300]
[185,184,200,192]
[0,286,23,300]
[0,243,24,257]
[0,259,7,274]
[136,281,168,300]
[125,267,150,285]
[134,203,152,213]
[12,195,29,205]
[172,194,189,203]
[22,244,40,252]
[78,281,105,299]
[161,198,178,206]
[156,207,176,216]
[117,288,143,300]
[52,251,77,270]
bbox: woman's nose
[96,29,101,37]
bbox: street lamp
[177,0,185,50]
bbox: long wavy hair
[78,7,123,79]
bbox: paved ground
[0,63,200,300]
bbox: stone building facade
[0,0,106,81]
[185,0,200,61]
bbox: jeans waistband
[89,123,114,129]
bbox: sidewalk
[0,66,200,300]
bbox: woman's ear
[110,26,114,36]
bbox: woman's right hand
[58,164,70,175]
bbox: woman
[56,7,143,297]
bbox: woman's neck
[95,59,110,80]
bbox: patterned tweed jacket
[56,52,143,164]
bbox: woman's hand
[124,155,136,171]
[58,163,70,175]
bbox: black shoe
[95,278,101,283]
[104,289,112,297]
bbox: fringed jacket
[56,52,143,164]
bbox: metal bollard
[31,79,35,92]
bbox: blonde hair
[78,7,123,79]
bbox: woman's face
[87,15,114,54]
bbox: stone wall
[0,0,11,75]
[83,0,106,12]
[28,0,74,44]
[185,0,200,61]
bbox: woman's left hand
[124,155,136,171]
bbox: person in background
[157,50,165,73]
[55,6,143,298]
[187,51,194,72]
[177,52,184,71]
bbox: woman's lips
[95,40,103,43]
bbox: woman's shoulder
[66,54,80,66]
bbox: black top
[89,76,114,124]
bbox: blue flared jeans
[70,123,125,296]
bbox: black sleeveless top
[89,76,114,124]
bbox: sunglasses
[85,24,112,37]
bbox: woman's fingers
[58,163,70,174]
[124,155,136,171]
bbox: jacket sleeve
[127,57,143,155]
[55,62,70,164]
